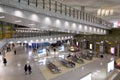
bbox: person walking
[24,64,28,74]
[28,64,32,74]
[3,57,7,66]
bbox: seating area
[39,52,99,80]
[45,50,100,74]
[61,59,75,68]
[71,56,84,64]
[47,62,61,74]
[80,52,93,60]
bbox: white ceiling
[0,13,59,31]
[54,0,120,21]
[0,0,116,34]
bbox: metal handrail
[1,0,113,28]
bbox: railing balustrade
[1,0,113,28]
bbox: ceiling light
[110,10,113,15]
[105,10,109,16]
[30,40,33,42]
[101,9,105,16]
[97,9,101,16]
[31,14,38,21]
[15,20,21,23]
[97,9,114,16]
[14,10,23,17]
[36,40,39,42]
[0,16,5,19]
[28,23,35,26]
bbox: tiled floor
[0,46,45,80]
[113,71,120,80]
[0,45,118,80]
[39,57,98,80]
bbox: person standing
[24,64,28,74]
[14,49,16,55]
[3,57,7,66]
[28,64,32,74]
[53,48,56,58]
[53,48,56,53]
[46,48,50,56]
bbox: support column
[117,44,120,57]
[81,6,85,20]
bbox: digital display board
[37,48,46,55]
[110,47,115,54]
[107,60,114,72]
[80,73,92,80]
[89,44,92,49]
[58,46,64,51]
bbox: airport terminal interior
[1,0,120,80]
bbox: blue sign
[58,46,64,51]
[38,48,46,55]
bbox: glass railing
[13,30,71,38]
[2,0,113,28]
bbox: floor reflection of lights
[38,58,47,65]
[96,70,101,73]
[17,63,21,67]
[37,54,65,66]
[27,61,30,64]
[50,52,54,55]
[58,55,65,59]
[34,58,38,61]
[82,67,84,70]
[100,62,103,65]
[92,69,106,80]
[28,50,32,56]
[28,50,33,60]
[110,57,114,61]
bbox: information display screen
[37,48,46,55]
[110,47,115,54]
[58,55,65,59]
[107,60,114,72]
[58,46,64,51]
[89,44,92,49]
[80,73,92,80]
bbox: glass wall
[0,21,72,39]
[0,22,15,39]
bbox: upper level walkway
[0,0,112,34]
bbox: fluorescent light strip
[97,9,114,16]
[28,24,35,26]
[15,20,22,23]
[0,16,5,19]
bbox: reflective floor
[0,45,119,80]
[0,46,45,80]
